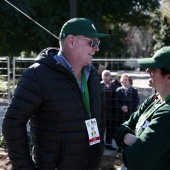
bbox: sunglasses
[85,38,100,48]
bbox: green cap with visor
[59,18,110,40]
[137,46,170,70]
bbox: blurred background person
[98,64,106,81]
[113,74,139,148]
[112,72,122,89]
[100,70,117,150]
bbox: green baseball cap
[137,46,170,70]
[59,18,110,40]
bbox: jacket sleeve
[122,107,170,170]
[2,67,42,169]
[114,94,155,148]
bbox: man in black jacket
[2,18,110,170]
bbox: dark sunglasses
[85,38,100,48]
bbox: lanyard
[74,70,91,116]
[136,95,170,131]
[82,71,91,116]
[144,100,164,120]
[165,95,170,103]
[144,95,170,119]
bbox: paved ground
[0,148,11,170]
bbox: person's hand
[123,133,138,146]
[121,105,128,112]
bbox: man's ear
[66,35,75,48]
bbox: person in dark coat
[100,70,117,150]
[114,74,139,135]
[115,46,170,170]
[112,73,122,89]
[2,18,110,170]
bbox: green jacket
[115,93,170,170]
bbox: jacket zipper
[56,63,90,119]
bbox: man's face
[74,35,100,66]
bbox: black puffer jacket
[2,48,105,170]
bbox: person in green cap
[2,18,110,170]
[115,46,170,170]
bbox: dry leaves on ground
[0,149,12,170]
[0,148,123,170]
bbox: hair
[120,74,133,85]
[101,70,111,78]
[160,68,170,76]
[59,38,66,46]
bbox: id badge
[136,114,145,131]
[85,118,100,146]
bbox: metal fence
[0,57,154,141]
[0,57,10,104]
[12,57,35,94]
[11,57,153,103]
[0,57,154,105]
